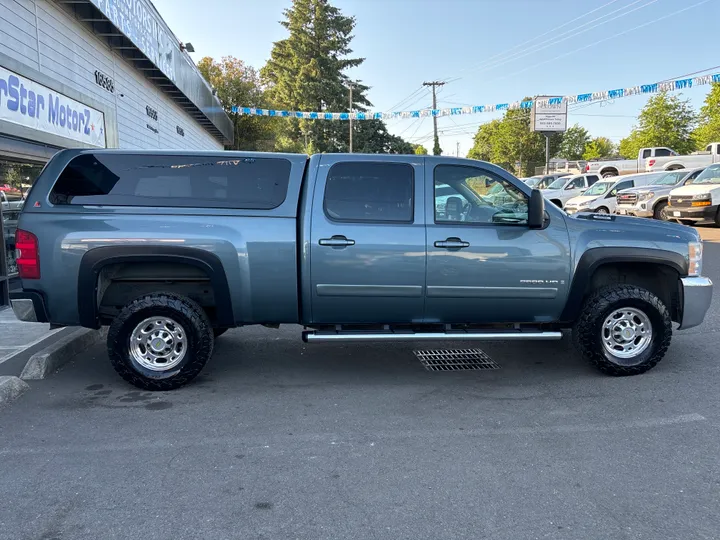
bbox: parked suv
[10,150,713,390]
[615,168,705,220]
[564,172,665,215]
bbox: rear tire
[653,201,669,220]
[107,293,214,391]
[602,172,617,179]
[595,207,609,214]
[572,284,671,376]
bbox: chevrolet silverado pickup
[10,150,713,390]
[586,147,677,178]
[646,143,720,173]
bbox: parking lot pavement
[1,233,719,540]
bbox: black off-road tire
[107,293,214,391]
[653,201,669,220]
[572,284,672,376]
[213,328,229,338]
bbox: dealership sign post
[531,96,568,175]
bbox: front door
[424,162,571,324]
[309,156,426,324]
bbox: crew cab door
[308,156,426,324]
[424,161,570,324]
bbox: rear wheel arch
[78,246,234,329]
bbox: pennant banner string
[230,73,720,121]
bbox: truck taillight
[15,229,40,279]
[585,164,590,172]
[648,159,655,167]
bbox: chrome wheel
[601,307,652,363]
[129,317,187,371]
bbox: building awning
[56,0,234,146]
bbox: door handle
[435,237,470,249]
[319,235,356,247]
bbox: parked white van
[564,172,666,215]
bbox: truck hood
[669,184,720,196]
[570,212,698,240]
[618,185,675,195]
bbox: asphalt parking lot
[1,228,720,540]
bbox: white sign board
[0,66,106,147]
[531,96,568,133]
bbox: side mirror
[528,189,545,229]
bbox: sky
[152,0,720,157]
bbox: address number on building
[94,70,115,94]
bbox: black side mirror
[528,189,545,229]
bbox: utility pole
[348,83,353,154]
[456,141,460,157]
[545,135,550,174]
[423,81,445,155]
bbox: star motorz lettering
[0,73,92,137]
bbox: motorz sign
[0,67,106,147]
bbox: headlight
[638,192,654,201]
[692,193,712,200]
[689,241,703,276]
[577,200,591,208]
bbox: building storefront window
[1,159,45,278]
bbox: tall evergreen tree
[261,0,410,154]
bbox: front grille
[669,196,694,208]
[413,348,500,371]
[617,193,637,205]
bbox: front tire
[573,285,671,376]
[594,206,609,214]
[107,293,214,391]
[653,201,669,220]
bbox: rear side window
[323,162,414,223]
[49,153,291,209]
[587,174,600,185]
[642,149,652,159]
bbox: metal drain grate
[413,348,500,371]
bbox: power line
[489,0,711,85]
[446,0,660,84]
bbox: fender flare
[560,247,687,322]
[77,246,234,328]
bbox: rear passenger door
[308,156,426,324]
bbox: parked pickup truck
[615,168,705,220]
[645,143,720,173]
[586,147,677,178]
[667,163,720,225]
[10,150,713,390]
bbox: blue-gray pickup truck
[9,150,713,390]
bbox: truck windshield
[693,164,720,184]
[653,171,687,185]
[583,181,613,196]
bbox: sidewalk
[0,306,62,371]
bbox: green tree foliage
[582,136,615,161]
[433,135,442,156]
[197,56,275,151]
[557,124,590,160]
[467,102,562,176]
[261,0,411,154]
[412,144,428,155]
[618,92,696,158]
[693,83,720,148]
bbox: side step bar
[302,330,563,343]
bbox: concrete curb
[20,328,105,380]
[0,376,30,407]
